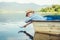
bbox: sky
[0,0,60,5]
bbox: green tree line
[40,5,60,13]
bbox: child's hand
[23,25,27,27]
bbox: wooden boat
[32,20,60,40]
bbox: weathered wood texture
[33,21,60,40]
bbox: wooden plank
[33,21,60,40]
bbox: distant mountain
[0,2,48,11]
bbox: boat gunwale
[32,20,60,22]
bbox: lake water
[0,13,32,40]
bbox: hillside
[40,5,60,13]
